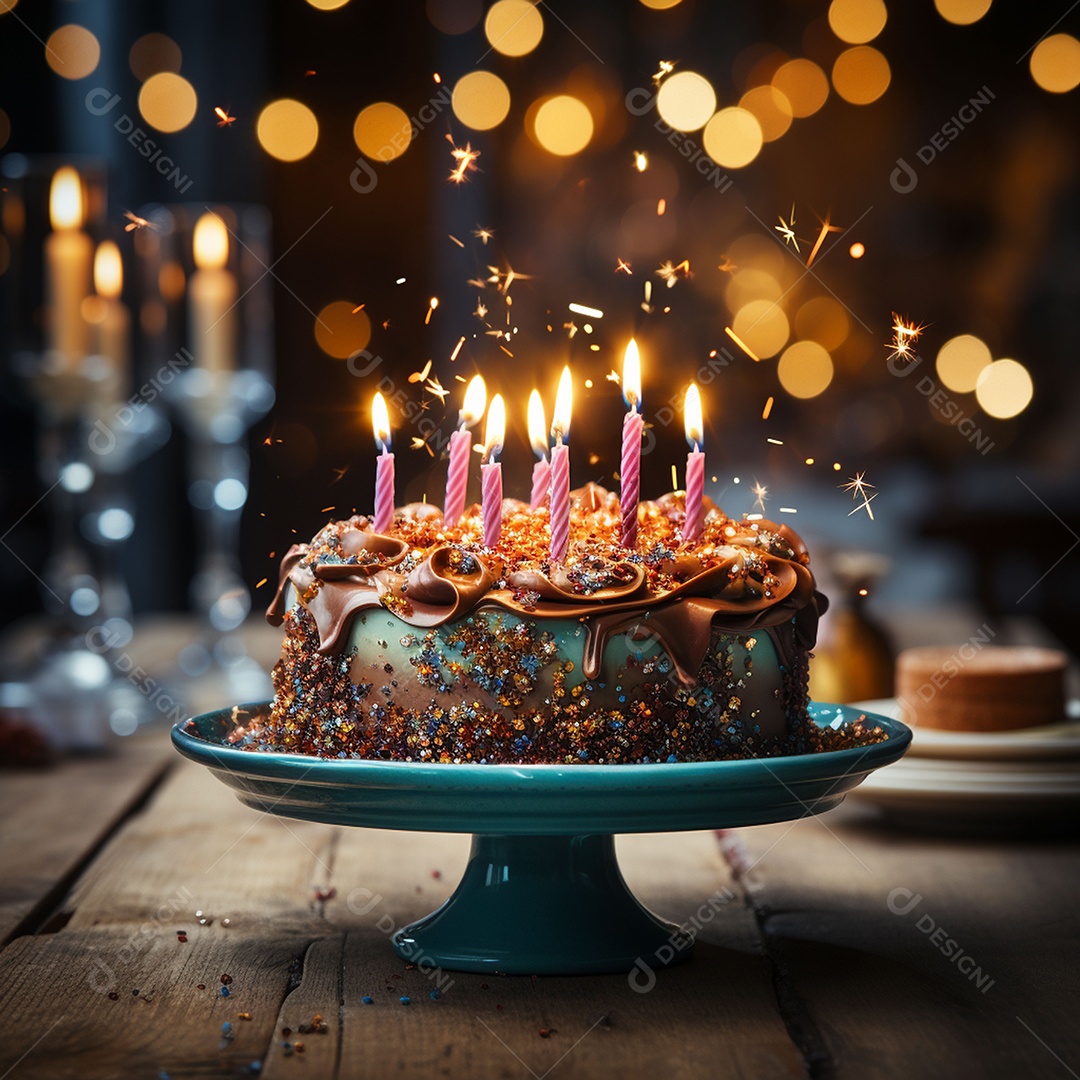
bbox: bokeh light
[129,32,182,81]
[534,95,593,155]
[726,268,782,311]
[935,333,991,393]
[353,102,413,162]
[485,0,544,56]
[771,59,830,118]
[733,300,790,358]
[46,25,100,80]
[934,0,992,25]
[315,301,372,359]
[738,85,793,142]
[794,297,850,350]
[138,72,198,133]
[639,0,683,7]
[849,241,866,258]
[828,0,887,44]
[778,340,835,398]
[452,71,511,130]
[305,0,350,8]
[702,107,764,168]
[832,45,892,104]
[1030,34,1080,94]
[975,358,1033,418]
[427,0,482,33]
[0,1,19,13]
[656,71,717,132]
[257,99,319,161]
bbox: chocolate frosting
[267,487,827,686]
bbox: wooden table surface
[1,612,1078,1079]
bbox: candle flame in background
[684,382,703,449]
[483,393,506,463]
[527,389,548,457]
[622,338,642,410]
[94,241,123,300]
[372,391,391,452]
[49,166,83,230]
[551,365,573,441]
[193,212,229,270]
[460,374,487,427]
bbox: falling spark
[568,302,603,319]
[563,321,579,339]
[473,226,494,244]
[751,482,768,514]
[858,587,869,597]
[123,211,156,232]
[775,205,800,253]
[433,72,442,84]
[351,303,366,314]
[849,242,866,259]
[716,255,737,273]
[584,378,594,388]
[606,369,620,385]
[805,212,842,268]
[320,505,336,514]
[450,336,466,362]
[656,198,666,216]
[762,396,774,419]
[330,465,350,484]
[395,277,406,285]
[656,259,691,288]
[725,326,760,361]
[841,471,878,521]
[424,375,449,403]
[499,344,514,357]
[833,462,842,471]
[425,296,439,325]
[887,313,924,364]
[447,137,480,183]
[382,319,392,329]
[473,301,488,319]
[805,457,815,465]
[766,437,784,445]
[304,69,317,77]
[615,258,633,274]
[214,106,236,127]
[408,360,433,384]
[255,577,268,589]
[671,464,679,490]
[779,507,798,514]
[487,263,532,294]
[411,435,436,457]
[449,234,465,248]
[652,60,675,86]
[633,151,648,172]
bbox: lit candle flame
[684,382,703,449]
[622,338,641,410]
[483,393,505,463]
[94,241,123,300]
[460,374,487,427]
[527,389,548,458]
[372,391,391,452]
[551,365,573,442]
[193,212,229,271]
[49,166,83,231]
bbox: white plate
[853,698,1080,761]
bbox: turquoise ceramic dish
[173,702,909,974]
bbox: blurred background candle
[372,391,394,533]
[549,366,572,563]
[527,389,550,509]
[189,212,237,372]
[481,393,505,548]
[44,166,92,365]
[682,383,705,543]
[443,374,486,527]
[620,339,643,550]
[89,240,130,379]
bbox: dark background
[1,0,1078,649]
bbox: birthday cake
[224,484,867,764]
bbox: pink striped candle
[549,366,573,563]
[530,459,551,510]
[371,392,395,533]
[681,383,704,542]
[527,389,550,509]
[481,394,505,548]
[619,339,643,550]
[443,375,486,527]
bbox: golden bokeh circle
[656,71,717,132]
[0,1,20,14]
[702,107,764,168]
[778,340,834,398]
[975,358,1033,418]
[257,99,319,162]
[306,0,351,9]
[639,0,683,8]
[794,297,850,351]
[832,45,891,104]
[1030,34,1080,94]
[828,0,887,44]
[138,72,198,133]
[733,300,790,359]
[46,24,100,80]
[771,59,829,118]
[738,85,793,142]
[935,334,991,393]
[427,0,482,33]
[484,0,544,57]
[534,95,593,155]
[315,301,372,359]
[934,0,992,25]
[725,268,782,311]
[353,102,413,162]
[452,71,511,130]
[129,32,182,81]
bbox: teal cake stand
[172,703,909,975]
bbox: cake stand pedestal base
[392,834,691,975]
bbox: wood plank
[0,730,172,946]
[730,801,1080,1079]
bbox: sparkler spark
[725,326,760,361]
[841,471,877,520]
[652,60,675,86]
[424,375,450,403]
[330,465,350,484]
[751,481,769,514]
[411,435,436,458]
[716,255,737,273]
[886,313,924,365]
[408,360,433,384]
[473,301,488,319]
[486,263,532,294]
[656,259,691,288]
[775,205,800,253]
[123,211,156,233]
[214,106,236,127]
[450,335,466,362]
[472,226,494,245]
[447,137,480,183]
[615,258,633,274]
[805,212,842,268]
[633,151,648,172]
